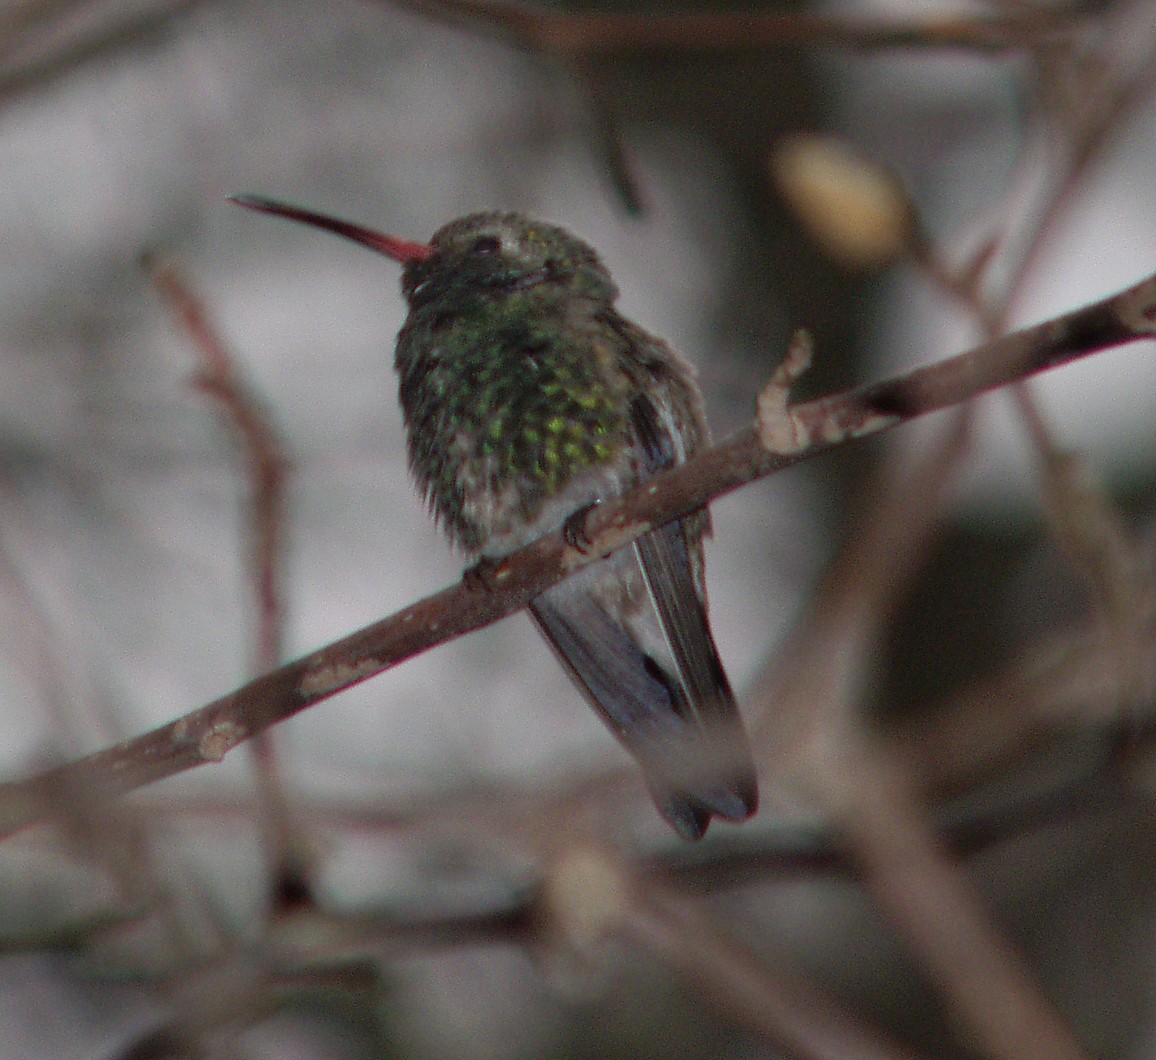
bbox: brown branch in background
[0,450,210,974]
[146,254,309,908]
[893,560,1156,801]
[92,721,1138,954]
[904,6,1156,733]
[573,59,647,217]
[48,745,1128,1057]
[105,840,929,1060]
[391,0,1080,57]
[1001,10,1156,695]
[531,841,930,1059]
[837,750,1088,1060]
[1018,392,1151,698]
[629,897,929,1060]
[0,0,198,103]
[746,407,1092,1057]
[626,883,931,1060]
[396,1,1080,226]
[0,0,77,73]
[660,743,1134,895]
[145,256,289,670]
[0,475,79,739]
[0,270,1151,842]
[1003,5,1156,318]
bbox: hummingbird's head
[403,212,618,308]
[229,197,619,309]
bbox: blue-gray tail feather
[530,555,758,839]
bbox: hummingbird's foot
[562,500,601,555]
[463,555,507,592]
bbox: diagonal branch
[0,270,1152,840]
[147,254,313,907]
[389,0,1079,57]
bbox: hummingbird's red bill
[229,194,434,264]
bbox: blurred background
[0,0,1153,1056]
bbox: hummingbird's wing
[529,395,758,840]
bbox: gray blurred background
[0,0,1153,1056]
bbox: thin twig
[626,879,931,1060]
[745,402,1089,1056]
[836,747,1088,1060]
[389,0,1080,57]
[147,254,308,904]
[909,2,1156,744]
[50,735,1134,956]
[0,0,197,104]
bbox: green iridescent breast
[396,293,629,550]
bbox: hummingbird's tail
[530,565,759,840]
[642,715,759,841]
[653,782,755,842]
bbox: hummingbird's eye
[471,235,501,257]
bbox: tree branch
[389,0,1079,57]
[0,271,1152,839]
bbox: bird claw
[562,500,601,555]
[463,555,506,592]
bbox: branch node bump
[197,721,246,763]
[298,658,383,698]
[1114,276,1156,336]
[756,329,814,453]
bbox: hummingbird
[231,195,759,839]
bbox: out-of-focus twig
[750,405,1089,1058]
[908,0,1156,738]
[572,59,647,217]
[390,0,1080,58]
[147,253,308,906]
[1002,4,1156,318]
[1021,397,1152,700]
[0,473,79,740]
[892,565,1156,800]
[528,839,932,1059]
[626,879,932,1060]
[146,255,290,671]
[0,465,206,969]
[904,3,1156,328]
[834,747,1088,1060]
[0,0,198,104]
[46,731,1134,962]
